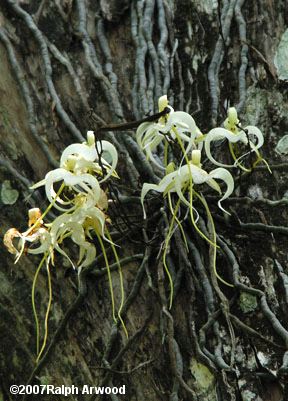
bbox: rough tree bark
[0,1,288,401]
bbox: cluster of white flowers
[3,95,269,324]
[137,95,266,217]
[136,96,204,169]
[5,97,267,268]
[4,131,118,271]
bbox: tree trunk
[0,1,288,400]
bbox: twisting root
[0,28,58,167]
[75,0,123,119]
[208,0,238,124]
[5,0,84,141]
[235,0,248,112]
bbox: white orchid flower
[136,95,203,169]
[4,227,51,262]
[50,217,96,270]
[60,131,118,182]
[22,228,51,256]
[166,111,203,150]
[141,150,234,216]
[141,150,234,305]
[31,169,101,212]
[136,121,168,169]
[48,190,110,270]
[50,208,108,270]
[30,132,119,212]
[3,208,52,263]
[136,95,172,168]
[205,107,264,168]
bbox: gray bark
[0,1,288,400]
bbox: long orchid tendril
[32,254,47,357]
[106,230,128,338]
[36,261,53,363]
[173,127,217,247]
[96,232,116,322]
[167,192,188,251]
[195,192,233,287]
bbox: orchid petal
[60,143,97,166]
[145,145,165,170]
[141,182,164,218]
[44,169,74,207]
[87,207,111,242]
[3,228,21,255]
[95,140,118,182]
[233,125,263,165]
[204,127,247,167]
[246,125,264,150]
[143,131,164,152]
[205,178,221,194]
[54,241,76,269]
[136,122,155,146]
[31,169,72,209]
[50,213,72,241]
[44,169,101,211]
[174,172,190,208]
[207,168,234,214]
[165,111,197,134]
[30,178,46,190]
[27,229,51,255]
[78,243,96,269]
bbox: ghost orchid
[3,208,52,263]
[205,107,265,169]
[48,191,110,271]
[60,131,118,182]
[141,150,234,308]
[141,150,234,217]
[31,170,102,212]
[30,132,120,212]
[136,95,203,169]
